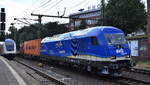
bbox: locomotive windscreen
[105,33,127,45]
[5,42,14,51]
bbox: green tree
[43,22,69,36]
[6,22,69,50]
[105,0,147,34]
[77,20,87,30]
[96,19,103,26]
[8,26,18,41]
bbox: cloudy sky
[0,0,147,31]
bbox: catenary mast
[147,0,150,57]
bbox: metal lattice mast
[147,0,150,57]
[101,0,105,26]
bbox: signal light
[0,22,5,30]
[1,8,5,12]
[0,12,6,22]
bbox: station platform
[0,56,27,85]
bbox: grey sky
[0,0,147,31]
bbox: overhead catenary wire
[13,0,100,27]
[64,0,90,17]
[16,0,42,18]
[41,0,90,18]
[12,0,45,25]
[81,0,90,10]
[13,0,61,26]
[41,0,64,13]
[66,0,88,11]
[32,0,95,24]
[32,0,53,13]
[32,0,63,16]
[31,0,61,14]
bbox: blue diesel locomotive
[40,26,132,76]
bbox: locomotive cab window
[105,33,126,45]
[91,36,99,45]
[5,42,14,51]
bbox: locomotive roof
[5,39,15,42]
[41,26,122,43]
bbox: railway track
[14,57,109,85]
[112,76,150,85]
[95,74,150,85]
[14,59,67,85]
[14,57,150,85]
[118,67,150,85]
[130,68,150,75]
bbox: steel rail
[14,59,66,85]
[114,76,150,85]
[131,68,150,75]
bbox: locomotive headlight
[116,49,124,53]
[116,50,119,53]
[120,49,124,53]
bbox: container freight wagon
[21,39,41,58]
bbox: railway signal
[0,8,6,41]
[0,8,5,22]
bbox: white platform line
[0,57,27,85]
